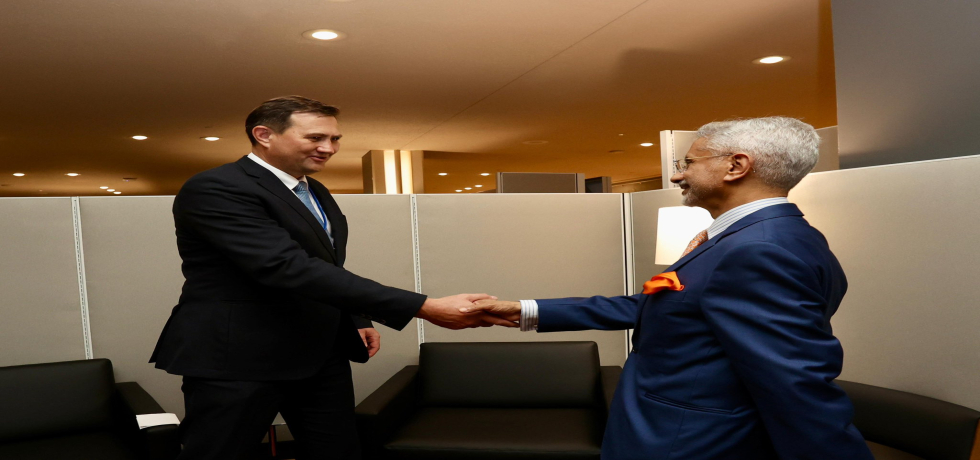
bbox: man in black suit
[150,96,509,459]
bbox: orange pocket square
[642,271,684,295]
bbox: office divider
[414,194,630,366]
[78,196,186,416]
[333,195,421,402]
[0,198,87,367]
[5,154,980,417]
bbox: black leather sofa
[355,341,621,460]
[0,358,180,460]
[838,380,980,460]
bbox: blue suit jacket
[537,204,873,460]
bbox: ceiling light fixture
[100,186,109,189]
[754,56,789,64]
[465,187,472,190]
[66,173,79,177]
[113,192,122,195]
[640,143,654,147]
[480,173,490,176]
[455,190,462,192]
[202,137,220,141]
[475,185,483,188]
[438,173,448,176]
[132,135,148,140]
[107,189,115,192]
[13,173,25,177]
[304,29,345,41]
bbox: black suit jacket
[151,156,426,381]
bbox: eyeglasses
[673,153,733,173]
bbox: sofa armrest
[600,366,622,414]
[355,366,420,460]
[116,382,180,460]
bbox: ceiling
[0,0,836,196]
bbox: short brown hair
[245,96,340,145]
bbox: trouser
[176,352,359,460]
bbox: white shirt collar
[705,197,790,240]
[247,153,307,190]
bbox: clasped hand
[416,294,522,330]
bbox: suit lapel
[236,157,339,263]
[308,178,348,266]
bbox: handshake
[415,294,522,330]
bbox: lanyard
[307,188,330,232]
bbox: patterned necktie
[293,182,325,228]
[681,229,709,257]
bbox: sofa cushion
[383,407,603,460]
[838,380,980,460]
[0,359,117,443]
[419,342,600,408]
[0,430,138,460]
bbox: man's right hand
[416,294,518,329]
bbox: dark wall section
[833,1,980,168]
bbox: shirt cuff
[519,300,539,332]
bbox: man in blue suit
[468,117,874,459]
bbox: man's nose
[670,172,684,184]
[317,144,335,154]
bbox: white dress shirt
[247,153,333,245]
[518,197,790,331]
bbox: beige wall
[415,193,630,366]
[0,198,86,367]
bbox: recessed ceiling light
[100,186,109,189]
[113,191,122,195]
[438,173,448,176]
[640,143,654,147]
[66,173,79,177]
[304,29,345,41]
[465,187,472,190]
[475,185,483,188]
[455,190,462,192]
[13,173,25,177]
[132,135,148,140]
[480,173,490,176]
[202,137,220,141]
[754,56,789,64]
[107,189,115,192]
[522,140,548,145]
[618,133,625,136]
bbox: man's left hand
[358,328,381,358]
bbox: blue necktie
[293,181,325,228]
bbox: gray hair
[695,117,820,191]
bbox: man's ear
[252,126,274,148]
[723,152,753,182]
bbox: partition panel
[79,196,185,416]
[333,195,420,403]
[415,194,628,365]
[629,189,684,294]
[790,156,980,410]
[0,198,86,367]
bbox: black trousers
[177,352,359,460]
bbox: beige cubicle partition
[333,195,420,402]
[79,196,185,416]
[628,189,683,295]
[0,198,86,367]
[414,193,629,366]
[791,156,980,411]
